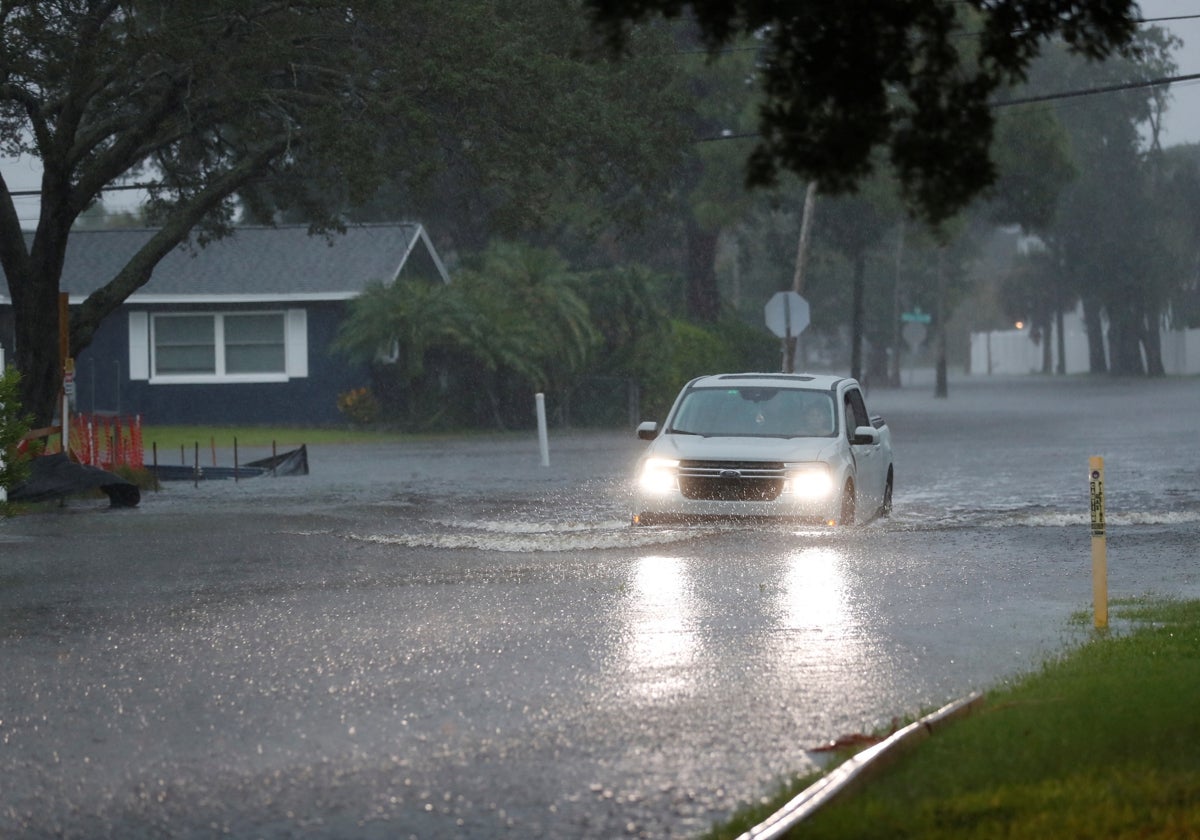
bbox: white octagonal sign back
[764,291,810,338]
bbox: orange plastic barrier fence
[71,414,144,470]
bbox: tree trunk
[1142,314,1165,377]
[1082,297,1107,374]
[12,284,62,429]
[1055,307,1066,375]
[1106,307,1144,375]
[685,219,720,322]
[850,252,866,382]
[1039,315,1052,374]
[8,225,71,428]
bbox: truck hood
[648,433,837,463]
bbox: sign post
[62,357,74,455]
[900,308,931,385]
[59,293,70,455]
[1089,456,1107,629]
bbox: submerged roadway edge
[739,692,987,840]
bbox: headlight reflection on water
[779,547,848,632]
[620,556,698,700]
[615,547,876,705]
[775,546,916,709]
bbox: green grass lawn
[137,425,553,458]
[705,597,1200,839]
[139,425,435,451]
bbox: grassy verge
[705,597,1200,839]
[140,425,422,450]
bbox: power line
[1140,15,1200,24]
[680,12,1200,55]
[991,71,1200,107]
[695,70,1200,141]
[5,182,153,198]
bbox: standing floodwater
[2,375,1198,838]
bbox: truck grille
[677,460,787,502]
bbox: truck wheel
[839,480,855,526]
[881,468,893,517]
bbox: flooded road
[2,375,1198,838]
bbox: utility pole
[785,181,818,373]
[935,247,948,398]
[890,221,905,387]
[59,293,71,453]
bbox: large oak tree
[1,1,407,424]
[0,0,690,426]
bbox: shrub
[1,365,33,499]
[633,316,779,421]
[336,387,381,427]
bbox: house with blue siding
[0,223,450,425]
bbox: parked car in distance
[632,373,893,526]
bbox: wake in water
[889,503,1200,530]
[343,504,1200,550]
[346,517,725,552]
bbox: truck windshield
[669,387,835,438]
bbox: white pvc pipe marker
[535,393,550,467]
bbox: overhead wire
[992,71,1200,108]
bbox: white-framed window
[129,309,308,383]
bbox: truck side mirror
[851,426,879,446]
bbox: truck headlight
[638,457,680,494]
[786,463,832,498]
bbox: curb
[738,692,986,840]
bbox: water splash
[347,520,721,552]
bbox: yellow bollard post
[1089,456,1107,629]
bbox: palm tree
[458,241,599,393]
[336,241,600,427]
[336,279,476,382]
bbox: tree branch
[71,139,289,350]
[0,170,31,294]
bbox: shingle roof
[1,222,449,302]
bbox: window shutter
[285,309,308,378]
[128,311,150,380]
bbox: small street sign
[63,357,76,400]
[901,306,932,324]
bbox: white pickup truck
[632,373,893,526]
